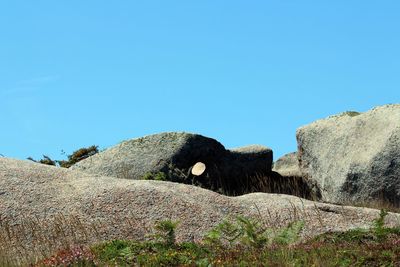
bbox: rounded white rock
[191,162,206,176]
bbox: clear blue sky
[1,1,399,161]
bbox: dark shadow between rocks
[186,170,322,200]
[250,171,322,201]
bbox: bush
[58,145,99,168]
[372,209,391,241]
[204,216,304,249]
[27,145,99,168]
[151,220,179,246]
[142,172,168,181]
[27,155,56,166]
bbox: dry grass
[0,214,102,266]
[218,171,321,203]
[0,203,293,266]
[0,212,157,266]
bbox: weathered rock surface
[297,104,400,206]
[71,132,225,178]
[1,157,400,260]
[273,152,301,177]
[71,132,273,195]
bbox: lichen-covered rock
[71,132,273,195]
[296,104,400,206]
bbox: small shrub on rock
[142,172,168,181]
[27,145,99,168]
[27,155,57,166]
[58,145,99,168]
[151,220,179,246]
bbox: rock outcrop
[71,132,273,195]
[1,157,399,260]
[296,104,400,206]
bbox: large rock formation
[71,132,273,195]
[296,104,400,206]
[1,157,399,262]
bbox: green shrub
[27,145,99,168]
[152,220,179,246]
[204,219,242,247]
[58,145,99,168]
[142,172,168,181]
[372,209,390,241]
[91,240,142,266]
[90,221,209,266]
[27,155,56,166]
[204,216,304,250]
[272,220,305,245]
[312,209,400,245]
[343,111,361,117]
[237,216,270,249]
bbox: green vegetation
[58,145,99,168]
[2,210,392,266]
[335,110,361,118]
[27,155,57,166]
[140,163,192,184]
[330,110,361,120]
[204,215,304,249]
[344,111,361,117]
[151,220,179,246]
[142,171,168,181]
[27,145,99,168]
[91,239,210,267]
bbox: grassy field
[1,209,399,266]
